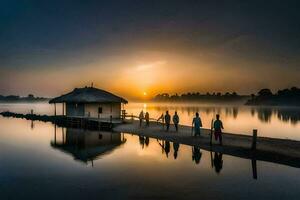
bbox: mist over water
[1,102,300,140]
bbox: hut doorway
[66,103,85,116]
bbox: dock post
[251,129,257,151]
[62,103,65,116]
[252,158,258,180]
[54,103,57,116]
[210,119,214,146]
[110,115,113,131]
[54,124,57,145]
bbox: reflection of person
[145,112,150,127]
[173,142,180,159]
[139,136,145,149]
[192,112,202,136]
[213,114,224,145]
[192,146,202,164]
[212,152,223,173]
[145,137,149,147]
[164,111,171,131]
[165,141,170,157]
[139,110,144,127]
[173,111,179,132]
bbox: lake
[0,115,300,199]
[1,102,300,140]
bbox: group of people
[192,112,224,145]
[138,111,150,127]
[138,110,224,145]
[157,111,180,132]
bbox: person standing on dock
[139,110,144,127]
[213,114,224,145]
[172,111,179,131]
[165,111,171,131]
[192,112,202,136]
[145,112,150,127]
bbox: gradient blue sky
[1,0,300,99]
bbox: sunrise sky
[1,0,300,99]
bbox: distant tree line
[0,94,49,102]
[152,92,249,102]
[246,87,300,106]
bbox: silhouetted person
[173,142,180,159]
[213,152,223,173]
[145,112,150,127]
[192,112,202,136]
[213,114,224,145]
[139,110,144,127]
[165,111,171,131]
[173,111,179,131]
[192,146,202,164]
[165,141,170,157]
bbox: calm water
[1,102,300,140]
[0,116,300,199]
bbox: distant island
[0,94,49,103]
[152,92,249,103]
[246,87,300,106]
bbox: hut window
[98,107,102,114]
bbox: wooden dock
[0,111,121,130]
[114,120,300,168]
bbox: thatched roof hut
[49,87,127,118]
[49,87,128,104]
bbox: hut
[49,87,128,120]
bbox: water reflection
[49,126,260,178]
[51,127,126,164]
[192,146,202,164]
[211,152,223,174]
[252,107,300,124]
[173,142,180,159]
[139,136,150,149]
[2,116,300,199]
[149,104,300,124]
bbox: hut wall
[66,103,85,116]
[84,103,121,119]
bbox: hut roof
[49,87,128,104]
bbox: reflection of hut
[49,87,128,120]
[51,128,126,164]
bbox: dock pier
[0,111,119,131]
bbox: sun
[143,92,147,96]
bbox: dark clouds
[0,0,300,95]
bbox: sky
[1,0,300,99]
